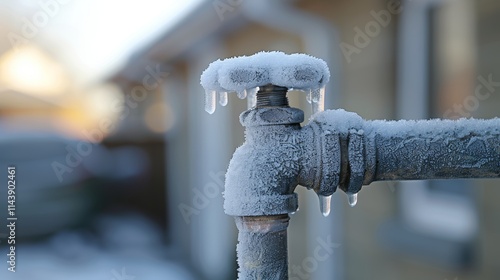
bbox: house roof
[112,1,248,82]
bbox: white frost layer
[201,51,330,92]
[311,109,364,133]
[367,117,500,138]
[200,51,330,114]
[311,109,500,138]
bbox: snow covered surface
[0,214,195,280]
[224,108,499,216]
[367,117,500,138]
[201,51,330,114]
[311,109,364,134]
[311,109,500,138]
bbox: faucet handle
[200,51,330,114]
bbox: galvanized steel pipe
[368,119,500,182]
[215,82,500,280]
[235,215,289,280]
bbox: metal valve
[201,52,500,280]
[200,51,330,114]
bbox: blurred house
[111,0,500,280]
[0,2,184,279]
[0,0,499,279]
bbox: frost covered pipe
[235,215,289,279]
[226,107,500,216]
[311,111,500,195]
[237,6,344,276]
[367,119,500,182]
[201,52,500,280]
[223,98,500,279]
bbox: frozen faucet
[200,52,500,279]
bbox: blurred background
[0,0,499,279]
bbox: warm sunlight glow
[0,46,69,97]
[144,102,174,133]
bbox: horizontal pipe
[368,118,500,181]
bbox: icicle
[318,194,332,217]
[237,89,247,99]
[219,91,228,106]
[247,87,258,109]
[312,88,320,103]
[347,193,358,207]
[312,86,325,104]
[306,89,312,104]
[204,89,216,114]
[311,86,325,114]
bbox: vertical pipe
[235,215,290,280]
[242,3,344,279]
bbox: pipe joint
[224,106,374,217]
[224,107,304,217]
[307,111,373,196]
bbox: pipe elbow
[223,107,374,217]
[224,141,300,216]
[224,108,304,216]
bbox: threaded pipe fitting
[256,84,289,108]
